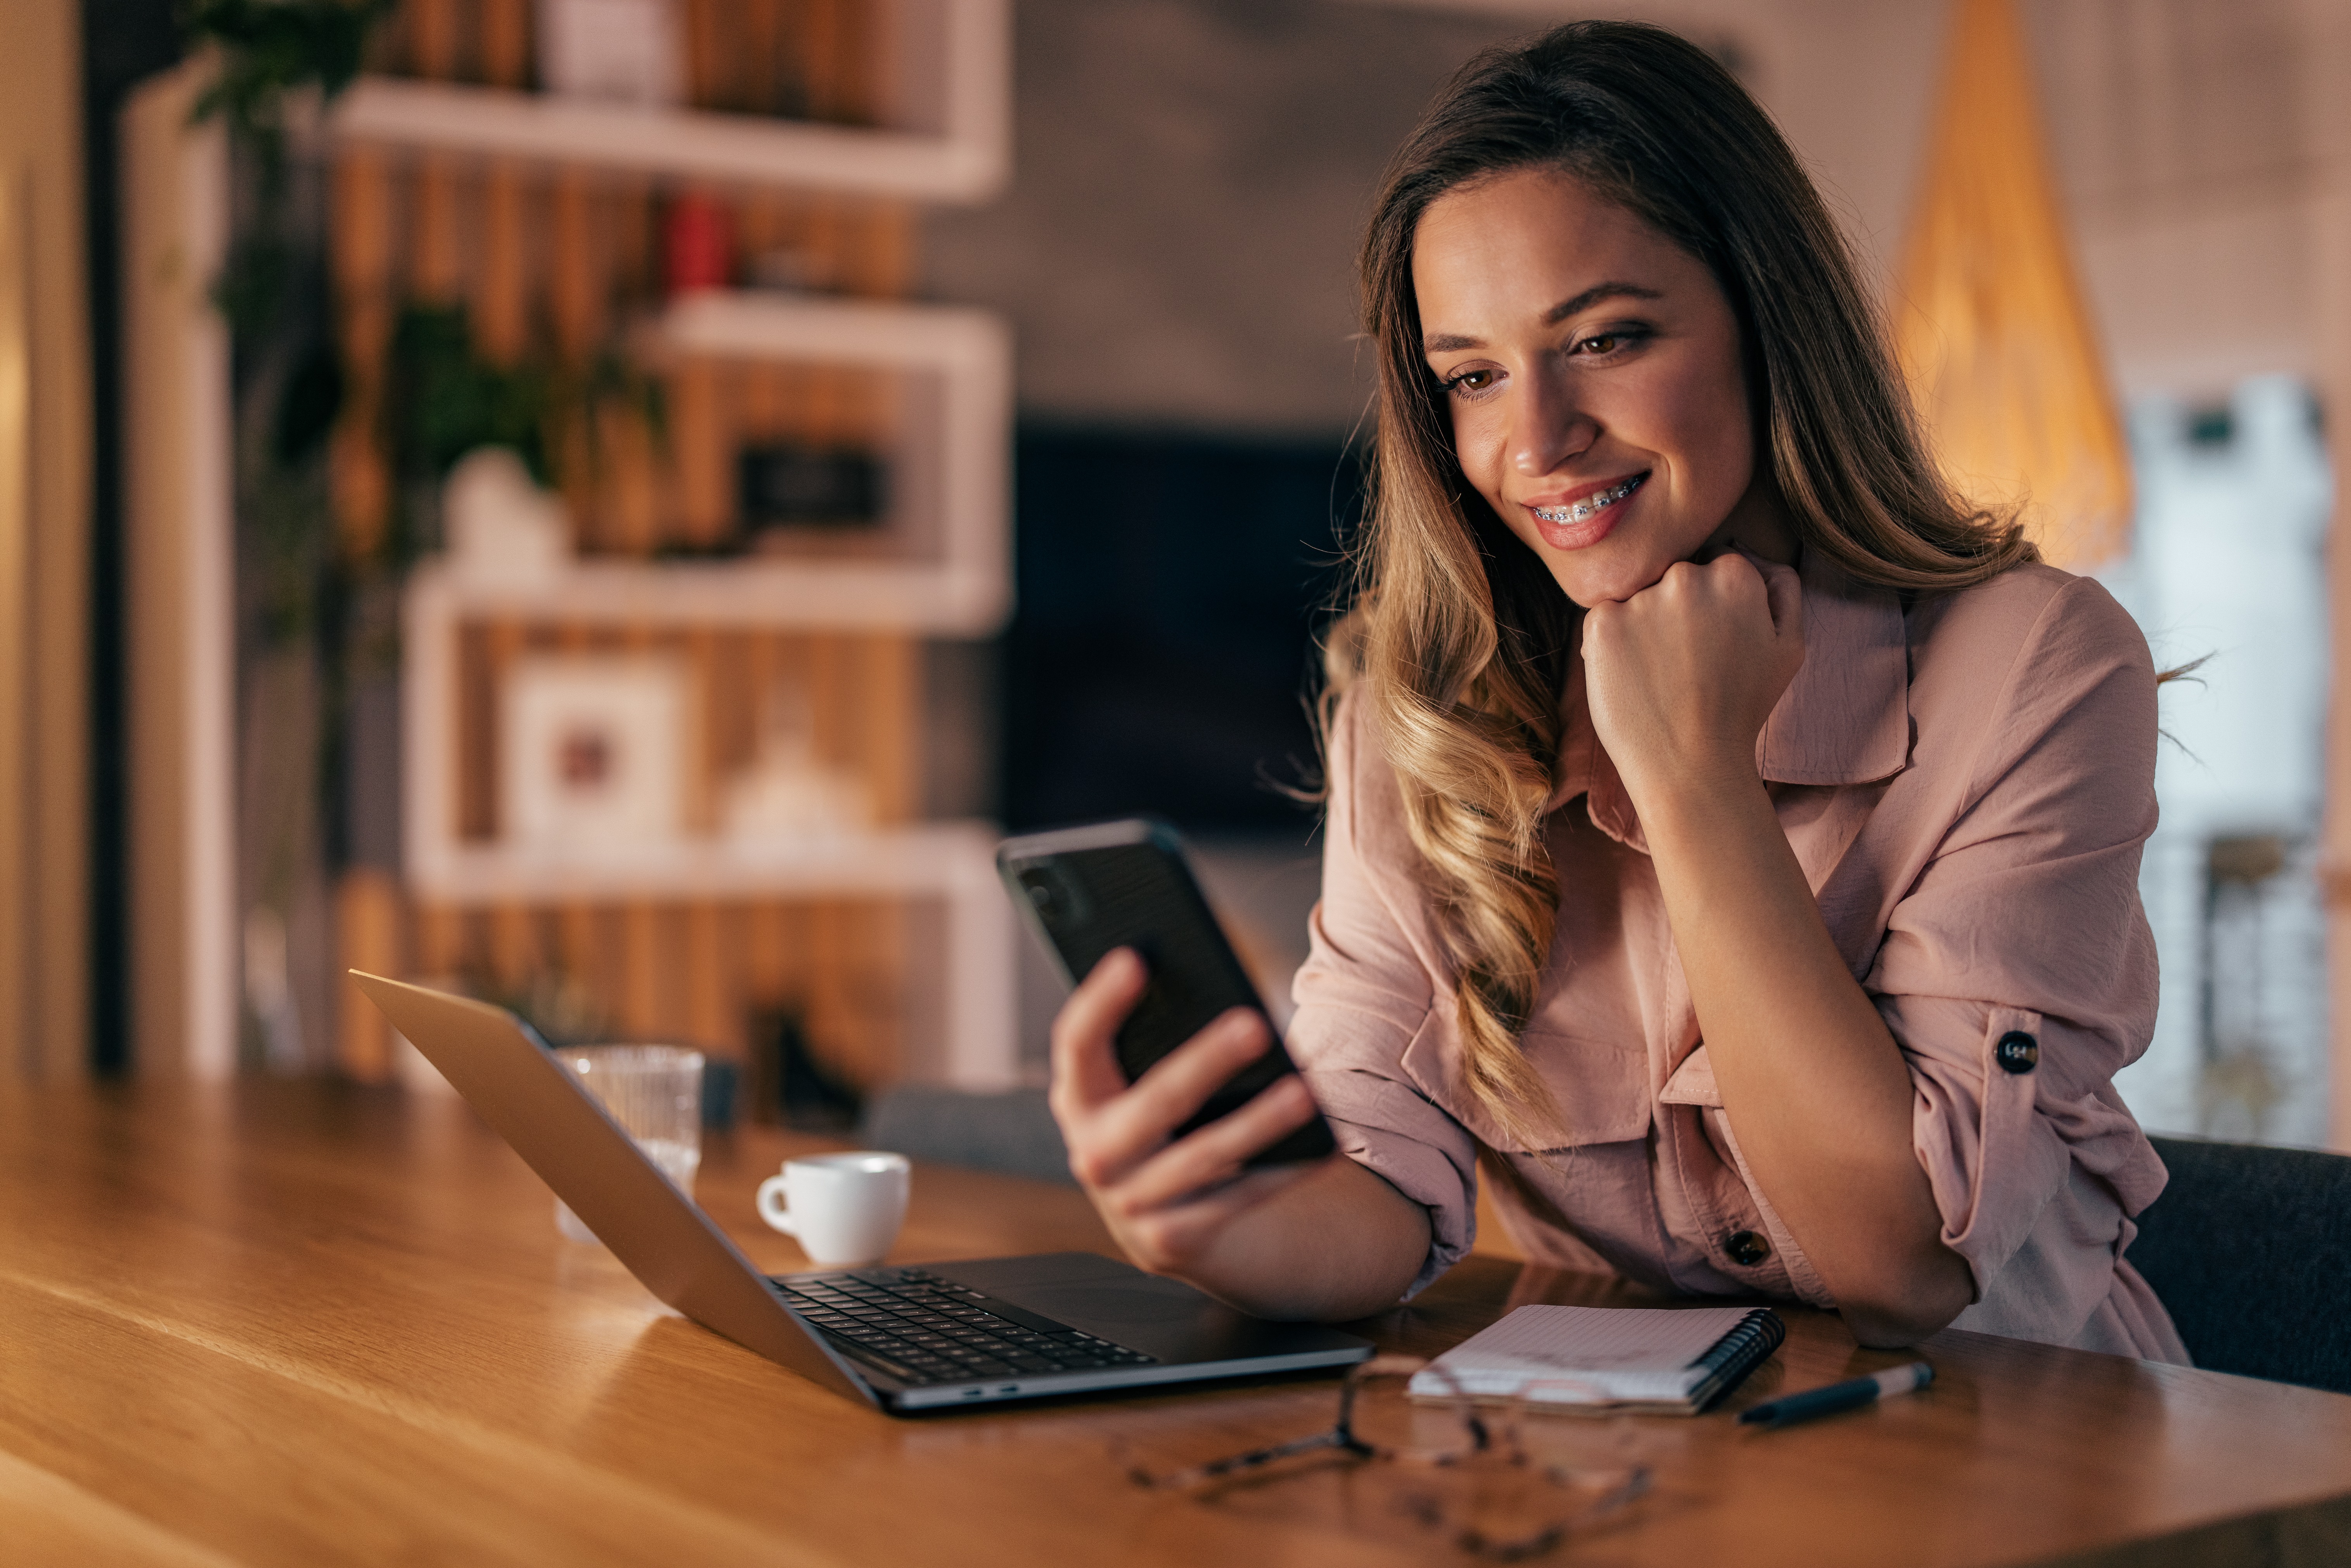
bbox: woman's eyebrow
[1544,281,1662,323]
[1420,282,1666,354]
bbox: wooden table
[4,1080,2349,1567]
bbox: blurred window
[2103,375,2332,1148]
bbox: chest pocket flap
[1399,1004,1653,1154]
[1658,1043,1722,1108]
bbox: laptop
[351,972,1373,1413]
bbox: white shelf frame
[329,0,1009,202]
[653,289,1013,632]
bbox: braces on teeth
[1534,474,1644,524]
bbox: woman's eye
[1443,368,1499,397]
[1572,327,1648,358]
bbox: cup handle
[756,1174,799,1236]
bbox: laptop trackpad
[1016,1279,1205,1327]
[938,1252,1345,1364]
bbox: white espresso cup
[756,1151,911,1267]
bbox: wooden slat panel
[738,899,792,1010]
[667,358,732,546]
[546,170,604,362]
[801,899,853,1081]
[614,902,664,1038]
[408,156,467,304]
[681,900,738,1055]
[681,0,730,111]
[705,629,756,781]
[405,0,461,79]
[595,401,662,556]
[479,0,531,88]
[844,899,904,1085]
[329,149,393,560]
[800,196,845,293]
[740,0,789,116]
[602,180,657,315]
[849,202,915,298]
[733,190,799,285]
[803,0,847,123]
[857,634,918,823]
[555,901,602,1002]
[411,902,465,978]
[472,161,530,365]
[334,869,405,1083]
[484,904,537,992]
[831,0,874,126]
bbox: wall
[926,0,1530,435]
[0,0,92,1079]
[930,0,2335,426]
[925,0,1959,435]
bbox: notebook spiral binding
[1689,1307,1787,1412]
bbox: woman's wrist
[1625,751,1772,844]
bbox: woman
[1047,21,2186,1358]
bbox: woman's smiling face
[1411,167,1792,607]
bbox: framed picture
[500,653,696,852]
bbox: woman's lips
[1523,471,1648,550]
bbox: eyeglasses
[1128,1354,1654,1561]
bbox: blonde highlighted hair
[1331,22,2033,1145]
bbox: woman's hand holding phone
[1048,948,1329,1276]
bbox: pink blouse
[1290,551,2190,1362]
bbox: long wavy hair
[1335,21,2035,1145]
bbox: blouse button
[1995,1030,2040,1074]
[1725,1230,1772,1266]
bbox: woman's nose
[1509,371,1597,477]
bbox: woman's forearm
[1643,769,1973,1345]
[1154,1155,1431,1322]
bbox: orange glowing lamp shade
[1892,0,2131,571]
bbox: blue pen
[1738,1361,1934,1429]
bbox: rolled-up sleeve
[1288,697,1480,1297]
[1865,578,2169,1302]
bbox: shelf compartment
[330,0,1009,202]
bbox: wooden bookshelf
[325,0,1018,1100]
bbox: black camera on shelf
[738,443,887,533]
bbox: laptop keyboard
[776,1266,1158,1387]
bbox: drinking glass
[552,1044,705,1243]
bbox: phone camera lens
[1021,873,1058,916]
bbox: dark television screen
[1000,427,1362,831]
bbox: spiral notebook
[1409,1305,1785,1413]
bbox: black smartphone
[997,818,1337,1167]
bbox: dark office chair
[2128,1134,2351,1394]
[860,1085,1076,1187]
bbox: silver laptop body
[352,972,1371,1412]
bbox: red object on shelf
[664,193,734,296]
